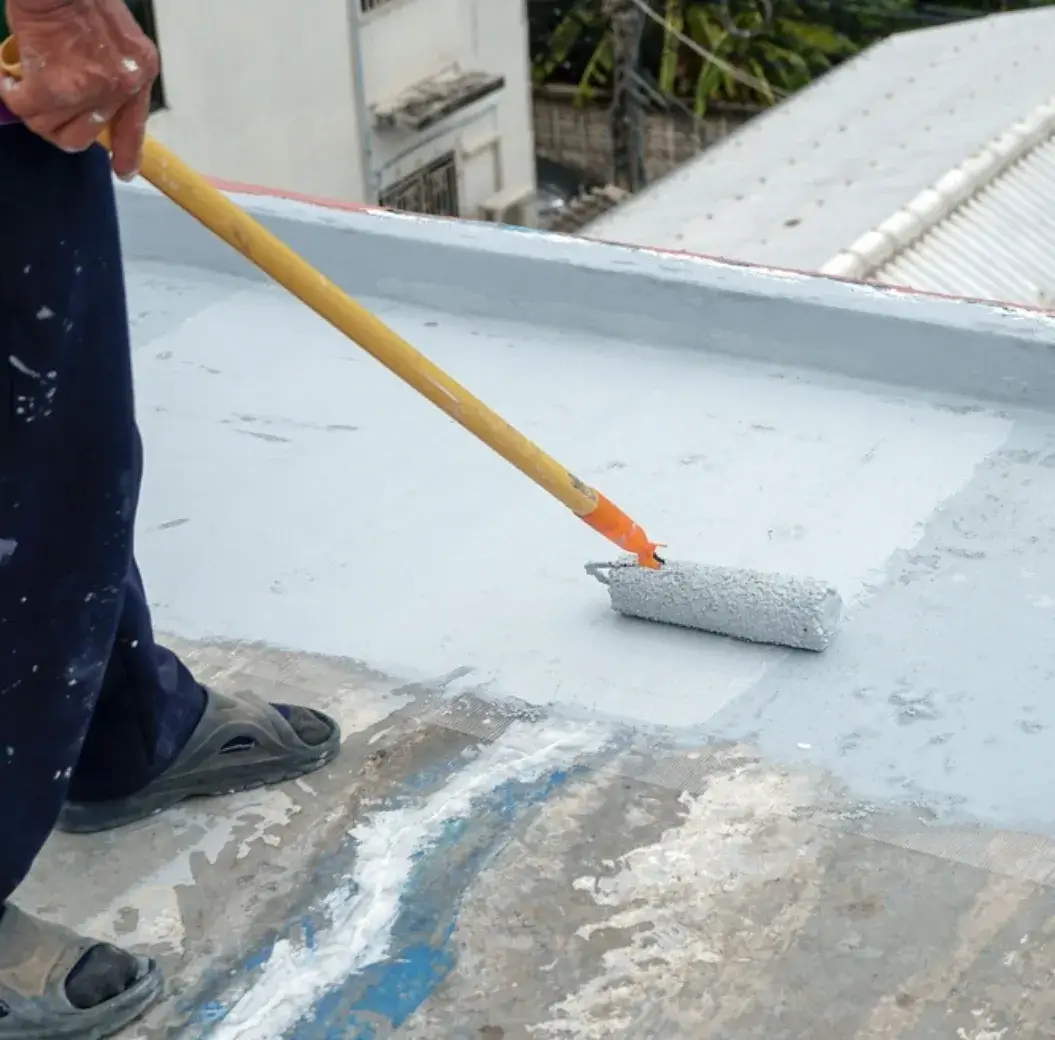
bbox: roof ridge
[821,94,1055,281]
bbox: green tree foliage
[532,0,860,111]
[670,0,859,108]
[530,0,1046,113]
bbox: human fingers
[108,86,150,179]
[0,70,58,121]
[0,59,113,151]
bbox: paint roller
[0,37,843,654]
[586,558,840,652]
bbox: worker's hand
[0,0,159,179]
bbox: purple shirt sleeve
[0,100,18,125]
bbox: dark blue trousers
[0,127,206,905]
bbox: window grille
[380,153,460,217]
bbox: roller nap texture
[586,557,842,651]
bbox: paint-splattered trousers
[0,127,206,905]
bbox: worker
[0,1,342,1035]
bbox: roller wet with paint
[586,559,840,652]
[0,37,842,653]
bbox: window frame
[379,152,461,218]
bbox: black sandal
[0,906,162,1040]
[57,687,341,834]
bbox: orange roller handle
[0,35,663,568]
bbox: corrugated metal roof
[866,133,1055,307]
[584,8,1055,272]
[820,95,1055,282]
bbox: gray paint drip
[587,558,842,652]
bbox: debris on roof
[545,184,629,233]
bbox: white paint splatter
[78,684,411,953]
[82,787,302,953]
[0,539,16,564]
[957,1026,1008,1040]
[36,306,54,321]
[530,756,822,1039]
[8,355,40,378]
[208,718,608,1040]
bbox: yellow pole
[1,36,663,567]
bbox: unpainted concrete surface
[20,637,1055,1039]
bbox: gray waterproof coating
[586,558,843,652]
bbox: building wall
[146,0,535,217]
[354,0,537,218]
[147,0,366,201]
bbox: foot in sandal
[57,687,342,834]
[0,906,163,1040]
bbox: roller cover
[586,558,842,652]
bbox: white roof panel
[872,133,1055,307]
[585,8,1055,271]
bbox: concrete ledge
[116,181,1055,415]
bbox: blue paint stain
[195,1001,229,1025]
[184,729,606,1040]
[399,759,472,792]
[245,941,276,972]
[294,765,582,1039]
[343,939,456,1038]
[184,742,490,1028]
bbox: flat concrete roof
[23,185,1055,1037]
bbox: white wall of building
[471,0,537,218]
[358,0,536,218]
[146,0,536,219]
[148,0,366,200]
